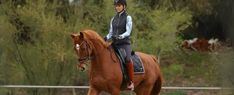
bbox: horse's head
[71,32,94,71]
[181,40,189,48]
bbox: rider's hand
[118,35,124,39]
[112,35,118,39]
[104,36,107,41]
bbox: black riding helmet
[114,0,127,6]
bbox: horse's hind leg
[134,82,154,95]
[110,88,120,95]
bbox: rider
[104,0,134,90]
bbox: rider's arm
[106,17,114,40]
[119,16,132,38]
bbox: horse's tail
[151,55,163,95]
[151,55,160,64]
[151,73,163,95]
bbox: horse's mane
[81,29,108,48]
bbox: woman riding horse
[104,0,134,90]
[71,30,162,95]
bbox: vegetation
[0,0,233,95]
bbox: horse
[70,29,162,95]
[181,38,213,52]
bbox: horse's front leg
[87,87,100,95]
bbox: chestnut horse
[71,29,162,95]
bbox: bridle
[75,40,94,69]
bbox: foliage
[131,8,192,55]
[0,0,79,95]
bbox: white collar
[118,10,125,16]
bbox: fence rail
[0,85,232,90]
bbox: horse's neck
[91,47,113,65]
[89,41,115,74]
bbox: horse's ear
[79,32,84,39]
[71,33,78,39]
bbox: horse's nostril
[81,67,85,72]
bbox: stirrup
[127,81,134,90]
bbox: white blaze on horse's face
[76,44,80,51]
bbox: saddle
[112,45,145,81]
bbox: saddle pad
[131,54,145,74]
[112,46,144,76]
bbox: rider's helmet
[114,0,127,6]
